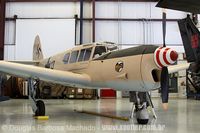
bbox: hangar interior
[0,0,200,133]
[3,0,189,97]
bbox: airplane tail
[178,16,200,90]
[178,16,200,63]
[33,35,44,61]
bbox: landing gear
[135,102,149,124]
[130,91,156,124]
[35,100,45,116]
[0,74,9,102]
[28,78,45,116]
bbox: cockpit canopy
[62,42,118,64]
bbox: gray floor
[0,98,199,133]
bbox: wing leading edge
[0,61,91,87]
[168,63,190,74]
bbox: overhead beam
[0,0,6,59]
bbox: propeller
[162,9,166,47]
[160,9,169,110]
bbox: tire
[137,119,149,125]
[35,100,45,116]
[135,103,149,124]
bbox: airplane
[0,0,198,125]
[0,34,190,124]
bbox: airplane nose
[154,47,178,68]
[170,50,178,62]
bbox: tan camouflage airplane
[0,34,190,124]
[0,0,197,125]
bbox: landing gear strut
[130,91,157,124]
[28,78,45,116]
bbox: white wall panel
[151,22,182,45]
[76,21,92,44]
[165,22,183,44]
[15,19,75,60]
[96,21,182,46]
[96,2,119,18]
[95,21,120,44]
[6,2,92,18]
[121,2,154,19]
[4,45,15,60]
[5,21,15,44]
[6,2,77,18]
[82,22,92,43]
[96,2,187,19]
[83,3,92,18]
[121,22,144,44]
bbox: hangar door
[13,19,75,60]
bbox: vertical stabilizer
[33,35,44,61]
[178,16,200,63]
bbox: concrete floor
[0,98,199,133]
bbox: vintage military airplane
[0,34,190,124]
[0,0,199,125]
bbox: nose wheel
[130,91,156,124]
[135,104,149,124]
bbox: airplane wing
[9,60,40,65]
[156,0,200,14]
[168,63,190,74]
[0,61,91,87]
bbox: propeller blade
[162,103,168,111]
[160,66,169,110]
[162,9,167,47]
[160,9,169,110]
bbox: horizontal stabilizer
[168,63,190,74]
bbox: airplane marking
[191,34,199,48]
[115,61,124,72]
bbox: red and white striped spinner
[154,47,178,69]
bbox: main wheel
[135,103,149,125]
[137,119,149,125]
[35,100,45,116]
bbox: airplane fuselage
[38,43,161,91]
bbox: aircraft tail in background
[33,35,44,61]
[178,16,200,64]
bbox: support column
[79,0,83,44]
[92,0,95,42]
[0,0,5,60]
